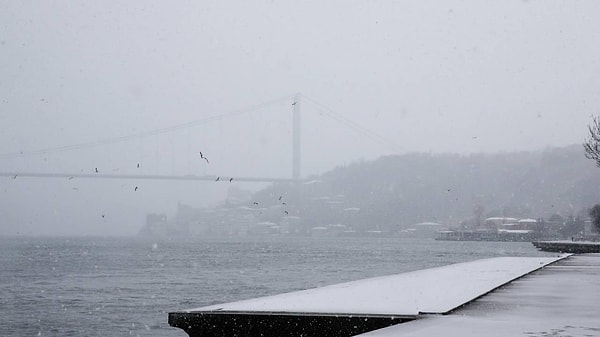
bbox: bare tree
[589,204,600,233]
[583,116,600,166]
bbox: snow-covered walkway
[189,256,563,316]
[359,254,600,337]
[170,255,575,337]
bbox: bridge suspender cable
[300,94,404,154]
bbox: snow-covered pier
[169,255,573,337]
[360,254,600,337]
[532,240,600,253]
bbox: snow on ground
[359,254,600,337]
[360,314,600,337]
[188,256,566,316]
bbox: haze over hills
[141,145,600,236]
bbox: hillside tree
[589,204,600,233]
[583,115,600,166]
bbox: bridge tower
[292,93,301,181]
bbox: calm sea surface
[0,235,555,337]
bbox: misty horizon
[2,1,600,236]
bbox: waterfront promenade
[360,254,600,337]
[169,255,570,337]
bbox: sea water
[0,235,555,337]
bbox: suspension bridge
[0,94,402,183]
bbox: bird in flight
[137,163,140,168]
[199,152,209,164]
[229,177,233,182]
[134,186,138,191]
[278,196,282,201]
[95,168,99,173]
[253,202,259,205]
[292,102,297,106]
[284,211,289,215]
[215,177,220,181]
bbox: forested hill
[252,145,600,231]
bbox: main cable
[300,94,404,154]
[0,94,294,158]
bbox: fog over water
[0,236,556,337]
[1,1,600,235]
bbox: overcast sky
[1,1,600,235]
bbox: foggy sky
[1,1,600,236]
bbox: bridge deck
[169,256,565,337]
[359,254,600,337]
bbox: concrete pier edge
[168,311,416,337]
[168,255,569,337]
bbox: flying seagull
[134,186,138,191]
[137,163,140,168]
[95,168,99,173]
[229,177,233,182]
[284,210,289,215]
[215,177,220,181]
[292,102,297,106]
[199,152,209,164]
